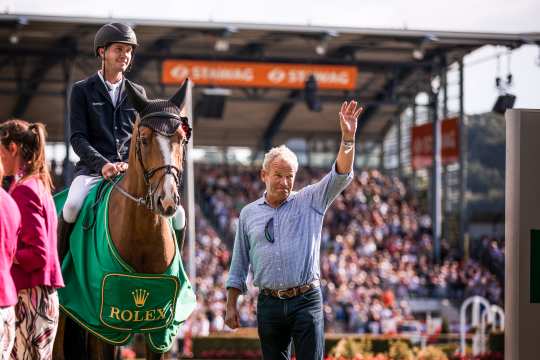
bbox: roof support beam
[0,46,442,72]
[10,35,78,118]
[357,63,431,142]
[261,90,300,152]
[376,103,411,142]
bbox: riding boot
[58,214,75,261]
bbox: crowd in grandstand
[193,165,504,335]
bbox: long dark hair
[0,119,53,193]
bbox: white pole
[185,80,196,288]
[505,109,540,360]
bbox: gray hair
[262,145,298,172]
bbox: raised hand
[339,101,364,141]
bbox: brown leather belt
[261,280,320,299]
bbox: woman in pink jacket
[0,120,64,360]
[0,160,20,359]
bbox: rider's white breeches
[62,175,101,223]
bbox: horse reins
[109,111,192,211]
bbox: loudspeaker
[304,74,322,112]
[492,93,516,115]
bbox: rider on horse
[54,77,196,359]
[59,23,185,254]
[58,22,144,252]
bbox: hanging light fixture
[314,31,338,56]
[412,33,439,61]
[214,27,237,52]
[492,48,516,114]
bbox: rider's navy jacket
[69,73,146,177]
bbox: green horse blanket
[54,180,196,353]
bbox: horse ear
[169,78,189,109]
[125,80,147,113]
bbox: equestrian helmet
[94,22,138,56]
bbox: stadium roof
[1,14,538,149]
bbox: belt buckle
[277,289,288,299]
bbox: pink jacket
[0,188,20,307]
[10,176,64,291]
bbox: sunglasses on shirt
[264,217,275,244]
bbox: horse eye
[140,137,149,145]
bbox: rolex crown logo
[132,289,150,308]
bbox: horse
[53,79,194,360]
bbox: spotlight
[214,39,229,52]
[412,33,438,61]
[9,34,18,45]
[506,73,513,87]
[412,48,424,60]
[315,43,327,56]
[495,76,502,89]
[314,31,338,56]
[214,27,237,53]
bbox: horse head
[125,80,192,217]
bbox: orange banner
[161,60,358,90]
[411,117,459,170]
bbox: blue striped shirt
[226,163,353,293]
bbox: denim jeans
[257,287,324,360]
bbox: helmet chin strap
[100,48,112,92]
[101,46,131,92]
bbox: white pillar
[505,109,540,360]
[185,81,197,286]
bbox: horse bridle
[110,111,192,212]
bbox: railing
[460,295,504,356]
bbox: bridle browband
[109,111,192,212]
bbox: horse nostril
[158,195,177,216]
[158,196,166,211]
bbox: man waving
[226,101,363,360]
